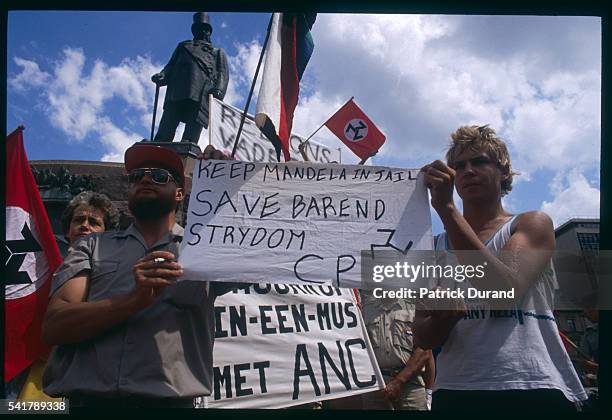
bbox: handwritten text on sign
[179,161,431,287]
[210,96,340,163]
[203,285,383,408]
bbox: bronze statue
[152,12,229,143]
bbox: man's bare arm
[441,208,554,298]
[383,347,430,401]
[423,351,435,389]
[42,273,148,345]
[394,347,430,384]
[42,251,182,345]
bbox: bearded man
[42,143,234,407]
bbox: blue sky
[7,11,601,233]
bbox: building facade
[553,218,599,387]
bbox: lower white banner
[202,284,384,408]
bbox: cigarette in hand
[153,257,166,264]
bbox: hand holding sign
[199,144,234,161]
[421,160,456,212]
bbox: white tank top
[433,215,587,402]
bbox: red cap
[124,143,184,185]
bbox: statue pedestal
[144,141,201,159]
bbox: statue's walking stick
[150,84,160,141]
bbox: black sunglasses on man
[128,168,177,185]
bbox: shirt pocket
[88,260,120,299]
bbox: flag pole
[358,150,378,165]
[298,141,310,162]
[150,84,160,141]
[301,121,326,145]
[231,14,274,158]
[208,93,213,146]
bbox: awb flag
[255,13,316,162]
[5,127,61,382]
[324,98,386,161]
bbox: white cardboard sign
[210,97,341,163]
[179,160,432,288]
[202,284,383,408]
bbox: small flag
[5,127,62,382]
[324,98,386,161]
[255,13,316,162]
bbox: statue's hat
[192,12,212,33]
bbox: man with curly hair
[56,191,119,256]
[415,125,586,411]
[17,192,119,401]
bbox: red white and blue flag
[255,13,316,162]
[4,127,62,381]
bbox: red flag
[324,99,386,160]
[5,127,62,382]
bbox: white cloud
[9,39,267,156]
[288,14,600,175]
[225,40,263,107]
[501,193,519,213]
[44,48,164,141]
[296,14,508,165]
[541,169,600,227]
[11,47,168,159]
[7,13,601,183]
[504,70,601,177]
[97,118,143,162]
[9,57,50,91]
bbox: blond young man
[414,125,586,410]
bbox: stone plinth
[30,141,202,234]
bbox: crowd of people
[9,125,596,410]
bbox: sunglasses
[128,168,176,185]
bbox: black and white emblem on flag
[343,119,368,142]
[5,207,50,299]
[5,222,42,285]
